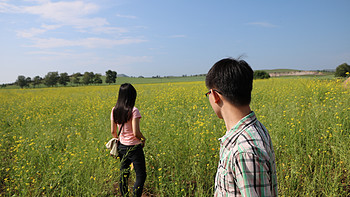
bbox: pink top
[111,107,142,146]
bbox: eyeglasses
[205,89,222,97]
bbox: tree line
[254,63,350,79]
[15,70,117,88]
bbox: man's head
[205,58,253,106]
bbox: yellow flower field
[0,78,349,196]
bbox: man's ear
[212,90,221,104]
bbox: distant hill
[117,74,129,77]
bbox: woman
[111,83,146,197]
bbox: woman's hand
[140,138,146,147]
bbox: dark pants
[118,143,146,197]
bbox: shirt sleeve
[234,152,272,197]
[132,107,142,119]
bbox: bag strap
[117,124,124,138]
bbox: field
[0,78,349,196]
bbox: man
[206,58,278,196]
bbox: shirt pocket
[216,161,236,192]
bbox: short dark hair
[205,58,253,106]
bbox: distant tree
[58,72,70,86]
[253,70,270,79]
[82,72,95,85]
[44,72,59,87]
[71,72,82,85]
[94,73,103,84]
[16,75,27,88]
[335,63,350,77]
[105,70,117,84]
[33,76,42,88]
[25,77,32,87]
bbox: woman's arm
[111,119,118,138]
[132,118,146,141]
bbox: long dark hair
[113,83,137,125]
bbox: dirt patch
[269,71,324,77]
[113,181,155,197]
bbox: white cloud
[27,50,71,56]
[1,1,108,29]
[2,1,146,49]
[23,1,99,18]
[22,1,108,28]
[88,26,129,35]
[0,2,21,13]
[116,14,137,19]
[27,37,147,48]
[247,22,277,28]
[41,24,61,30]
[17,28,46,38]
[16,24,61,38]
[169,35,187,38]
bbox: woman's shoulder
[111,107,115,114]
[110,107,115,120]
[132,107,142,118]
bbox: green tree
[71,73,82,85]
[16,75,27,88]
[58,72,70,86]
[105,70,117,84]
[335,63,350,77]
[94,73,103,84]
[44,72,59,87]
[25,77,32,87]
[33,76,42,88]
[253,70,270,79]
[82,72,94,85]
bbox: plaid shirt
[214,111,278,197]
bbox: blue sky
[1,0,350,84]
